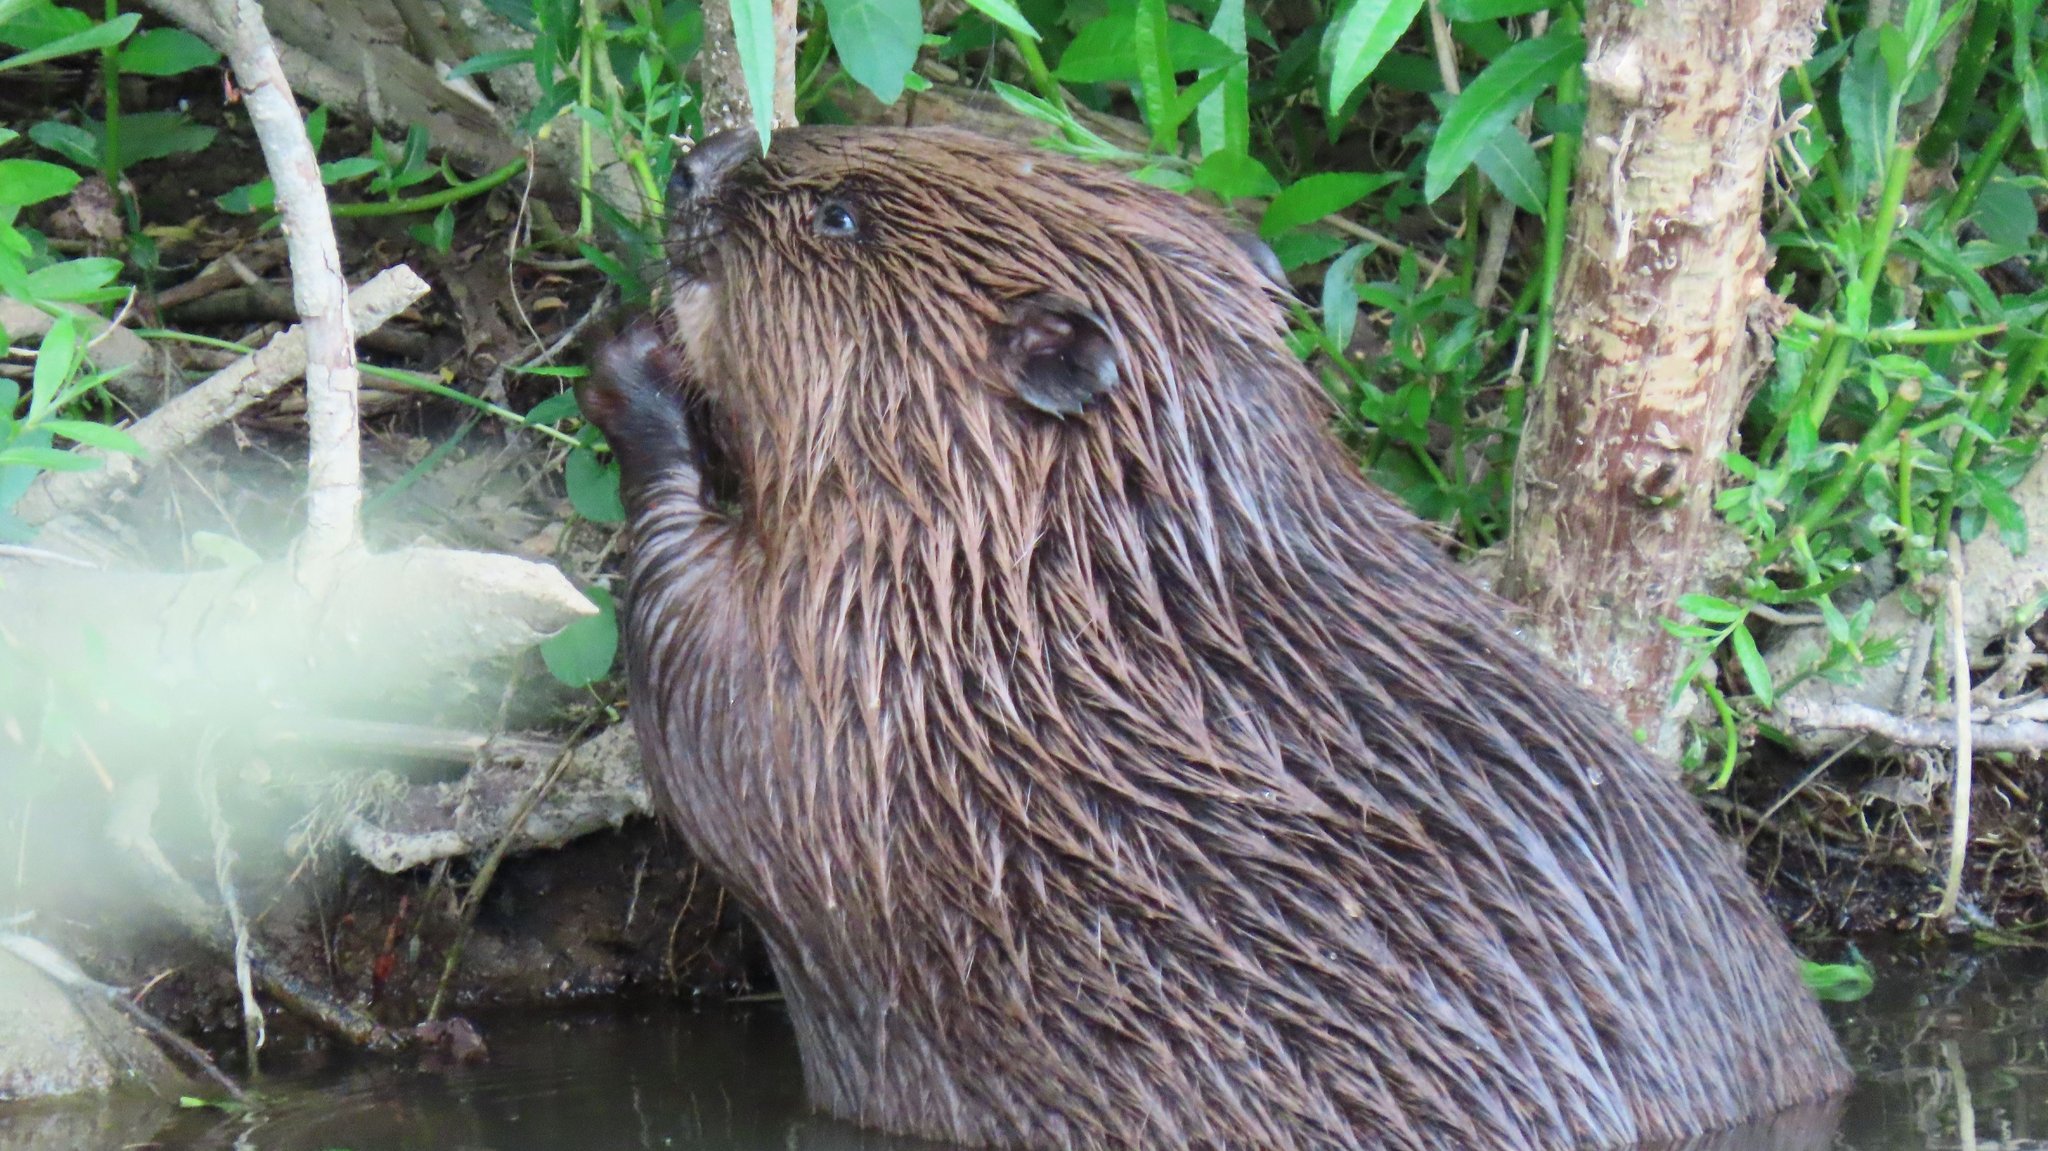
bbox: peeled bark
[1502,0,1823,759]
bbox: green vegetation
[4,0,2044,771]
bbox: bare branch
[205,0,362,564]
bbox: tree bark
[697,0,800,136]
[1501,0,1823,760]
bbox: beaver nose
[671,129,760,202]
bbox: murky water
[4,947,2045,1151]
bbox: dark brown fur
[581,126,1851,1151]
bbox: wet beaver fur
[580,125,1851,1151]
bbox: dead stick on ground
[1933,534,1973,920]
[17,266,426,526]
[0,932,251,1104]
[424,716,598,1022]
[206,0,362,565]
[1771,697,2048,753]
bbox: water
[4,947,2045,1151]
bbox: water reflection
[4,946,2045,1151]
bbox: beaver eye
[813,199,860,239]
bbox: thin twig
[0,544,96,568]
[0,932,250,1104]
[1774,696,2048,753]
[425,716,599,1021]
[198,728,264,1072]
[1933,536,1973,920]
[1742,734,1869,850]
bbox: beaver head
[581,126,1847,1151]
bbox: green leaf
[1470,123,1544,215]
[189,530,263,570]
[0,157,79,207]
[1195,0,1247,157]
[957,0,1039,40]
[27,313,77,422]
[1321,0,1425,124]
[1320,242,1371,353]
[1967,471,2029,555]
[1134,0,1177,149]
[1801,955,1874,1002]
[2013,0,2046,149]
[0,444,98,472]
[1259,171,1398,239]
[117,27,219,76]
[1056,16,1237,83]
[1268,229,1348,271]
[1819,595,1851,645]
[27,119,99,169]
[1189,149,1281,198]
[107,111,216,167]
[1730,624,1773,707]
[0,10,135,73]
[0,0,89,51]
[566,446,626,523]
[1971,176,2035,253]
[22,257,122,302]
[321,156,382,183]
[1836,29,1888,199]
[540,585,620,687]
[408,204,456,253]
[448,47,534,79]
[1440,0,1549,17]
[525,391,582,425]
[1165,62,1235,134]
[730,0,779,154]
[40,417,141,456]
[821,0,923,104]
[1676,594,1743,624]
[1423,29,1583,202]
[217,178,273,214]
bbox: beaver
[579,125,1852,1151]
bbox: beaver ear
[1000,293,1119,418]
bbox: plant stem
[1941,93,2028,231]
[1009,30,1061,107]
[328,158,527,217]
[1799,141,1917,432]
[1927,362,2004,545]
[1764,376,1924,565]
[100,0,121,194]
[1918,0,2004,164]
[577,0,601,236]
[1786,310,2008,345]
[1528,46,1581,391]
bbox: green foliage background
[2,0,2045,783]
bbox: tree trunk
[1501,0,1823,760]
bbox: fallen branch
[1772,696,2048,753]
[344,723,649,874]
[0,546,596,721]
[15,265,428,526]
[0,931,249,1104]
[107,775,405,1053]
[425,716,597,1022]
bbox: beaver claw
[577,319,697,498]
